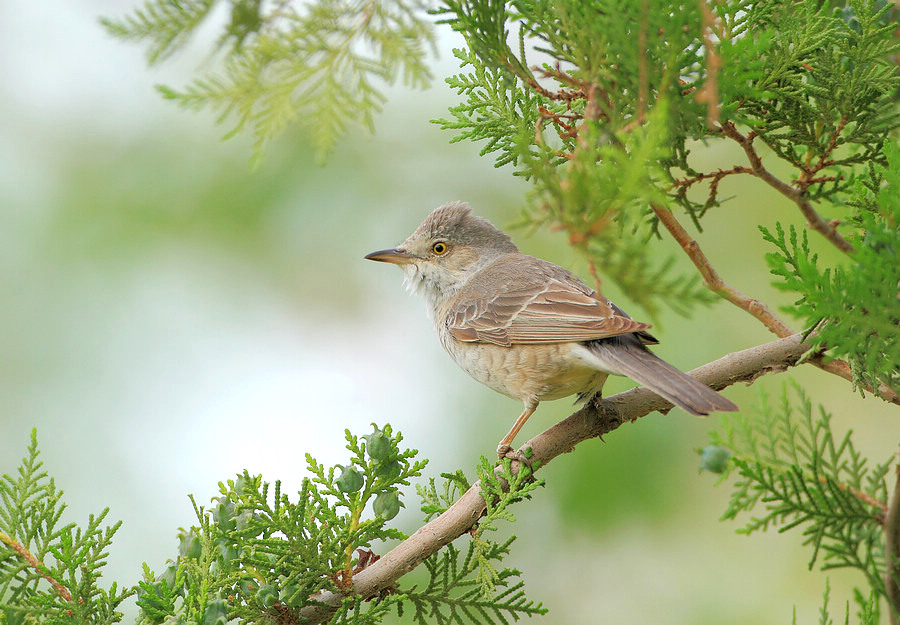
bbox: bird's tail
[583,338,738,416]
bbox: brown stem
[299,333,816,623]
[814,475,888,522]
[718,122,856,254]
[512,62,585,103]
[0,530,72,602]
[813,358,900,405]
[805,116,847,180]
[695,0,722,128]
[885,464,900,623]
[586,259,614,317]
[537,105,580,139]
[651,203,900,405]
[636,0,649,126]
[673,166,752,192]
[651,202,793,337]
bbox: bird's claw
[496,445,534,472]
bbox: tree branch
[651,202,900,405]
[300,333,815,623]
[885,464,900,624]
[695,0,722,128]
[718,121,856,254]
[651,202,793,337]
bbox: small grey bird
[365,202,738,458]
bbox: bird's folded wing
[446,278,650,347]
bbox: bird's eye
[432,242,448,255]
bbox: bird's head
[365,201,518,307]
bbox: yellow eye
[432,242,448,255]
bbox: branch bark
[300,333,815,623]
[885,464,900,624]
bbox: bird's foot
[496,444,535,472]
[495,443,512,459]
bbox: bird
[365,201,738,458]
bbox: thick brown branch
[300,333,815,623]
[718,121,856,254]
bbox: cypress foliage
[3,1,895,623]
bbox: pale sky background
[1,2,897,623]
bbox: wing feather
[444,255,651,346]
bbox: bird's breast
[436,327,609,403]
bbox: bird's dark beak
[364,248,416,265]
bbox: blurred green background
[1,2,897,623]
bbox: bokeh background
[1,2,897,623]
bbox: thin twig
[636,0,650,126]
[812,357,900,404]
[0,530,72,602]
[513,63,585,103]
[695,0,722,128]
[673,166,751,191]
[815,475,888,523]
[673,166,752,207]
[805,116,847,181]
[537,105,580,139]
[586,259,614,317]
[300,333,817,623]
[651,203,900,405]
[651,202,793,337]
[719,121,856,254]
[534,63,587,90]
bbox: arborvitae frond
[740,0,900,197]
[0,430,132,623]
[403,541,546,624]
[801,580,882,625]
[417,469,471,521]
[470,456,543,597]
[435,47,546,169]
[709,382,891,595]
[104,0,435,163]
[128,425,543,624]
[523,105,718,319]
[405,459,548,623]
[100,0,216,64]
[853,586,882,625]
[404,463,547,624]
[760,141,900,395]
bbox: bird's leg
[496,401,538,461]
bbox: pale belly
[439,333,609,403]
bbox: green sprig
[0,430,132,623]
[709,382,891,596]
